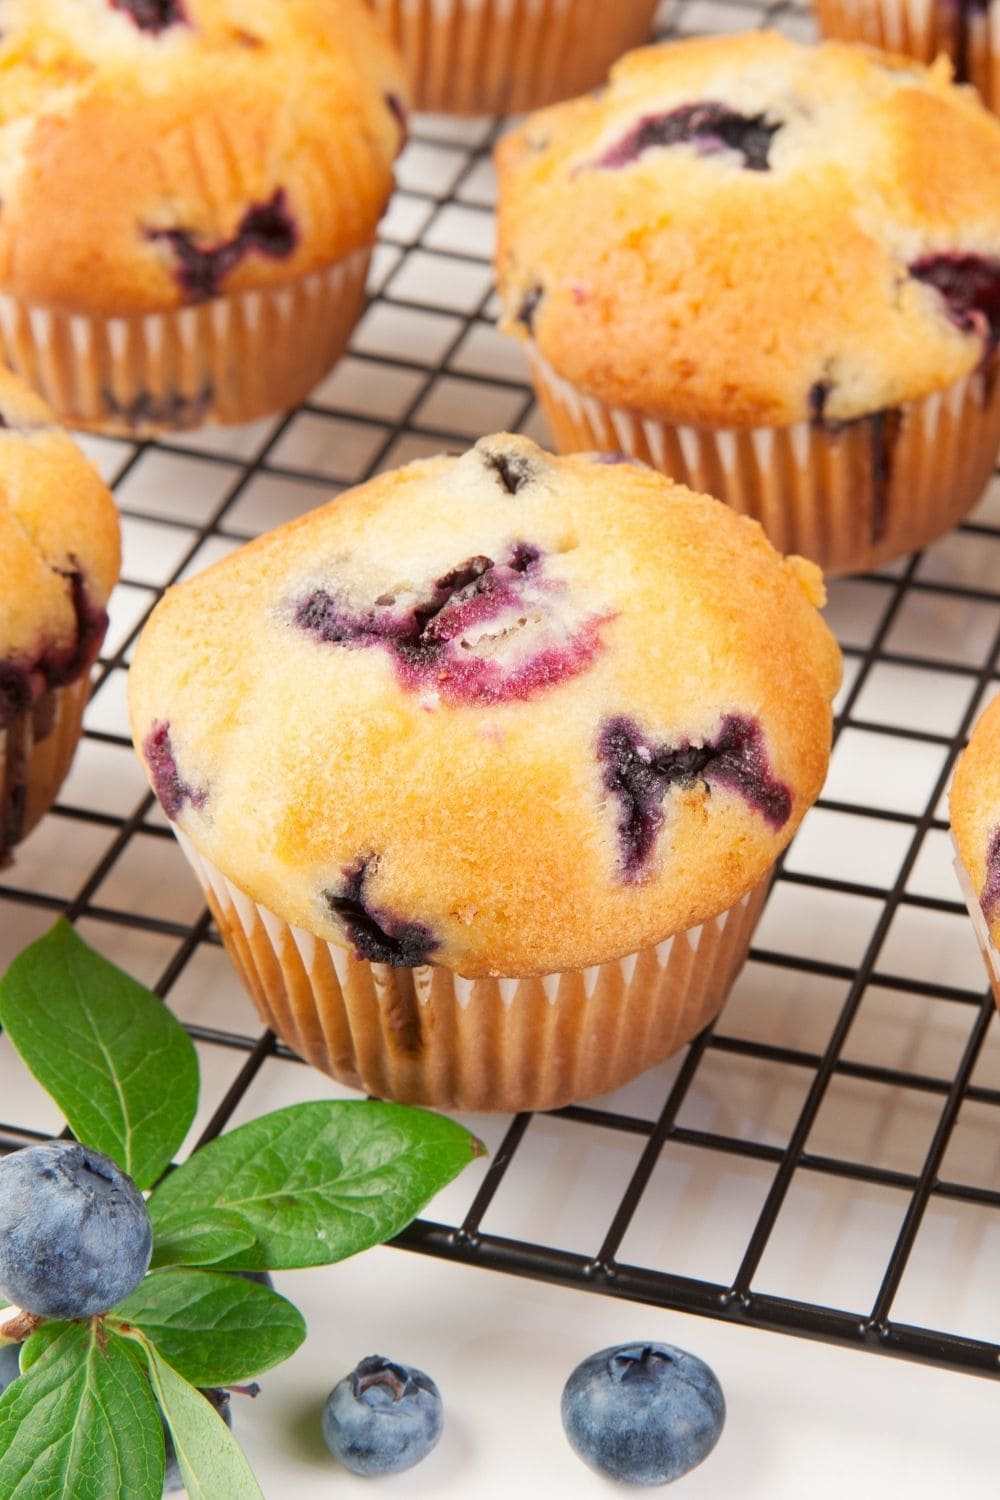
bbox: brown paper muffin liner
[176,831,770,1111]
[952,844,1000,1010]
[1,674,91,865]
[0,247,372,438]
[815,0,998,112]
[368,0,658,115]
[529,349,1000,577]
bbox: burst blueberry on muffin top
[496,32,1000,429]
[0,0,406,317]
[0,367,120,732]
[128,436,840,976]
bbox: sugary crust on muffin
[950,693,1000,948]
[0,366,120,709]
[0,0,406,315]
[128,433,841,976]
[495,32,1000,427]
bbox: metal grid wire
[3,0,1000,1389]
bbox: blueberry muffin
[950,694,1000,1002]
[0,0,406,434]
[128,434,841,1111]
[0,368,120,861]
[816,0,998,115]
[365,0,658,115]
[496,32,1000,576]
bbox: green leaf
[151,1215,257,1270]
[110,1267,306,1387]
[148,1100,483,1271]
[0,1321,163,1499]
[0,919,199,1189]
[135,1336,264,1500]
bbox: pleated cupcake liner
[176,829,770,1112]
[0,247,372,437]
[529,348,1000,576]
[952,844,1000,1009]
[816,0,998,111]
[0,674,91,864]
[367,0,658,115]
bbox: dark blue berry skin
[0,1343,21,1397]
[322,1356,443,1477]
[0,1143,152,1319]
[233,1270,274,1290]
[163,1388,231,1492]
[561,1342,725,1486]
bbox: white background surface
[238,1249,1000,1498]
[4,0,1000,1494]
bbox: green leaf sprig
[0,921,483,1499]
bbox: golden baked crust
[128,434,841,976]
[951,693,1000,947]
[495,32,1000,427]
[0,365,120,713]
[0,0,406,315]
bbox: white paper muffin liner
[529,348,1000,576]
[816,0,998,112]
[368,0,658,115]
[953,842,1000,1001]
[175,830,770,1112]
[0,674,91,865]
[0,247,372,438]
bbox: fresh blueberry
[321,1355,443,1477]
[0,1343,21,1397]
[232,1270,274,1290]
[163,1387,231,1492]
[561,1342,725,1486]
[0,1142,152,1319]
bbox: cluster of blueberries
[0,1140,726,1488]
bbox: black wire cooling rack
[3,0,1000,1392]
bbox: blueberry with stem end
[322,1355,443,1477]
[562,1342,725,1486]
[0,1142,152,1319]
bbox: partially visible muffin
[496,32,1000,575]
[128,433,841,1111]
[950,695,1000,1000]
[366,0,658,115]
[816,0,998,115]
[0,367,120,861]
[0,0,407,434]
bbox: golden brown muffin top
[496,32,1000,428]
[950,693,1000,950]
[128,434,841,977]
[0,0,406,315]
[0,366,120,725]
